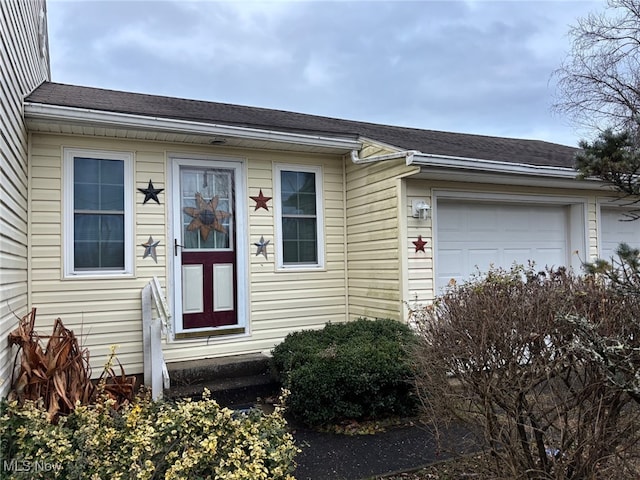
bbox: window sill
[276,264,326,272]
[63,272,135,280]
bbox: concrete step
[164,353,281,408]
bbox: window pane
[297,192,316,215]
[282,218,317,264]
[100,159,124,185]
[100,185,124,210]
[280,171,316,215]
[297,218,317,240]
[282,217,298,240]
[100,241,125,268]
[74,214,124,269]
[74,158,100,184]
[75,185,99,210]
[282,240,299,263]
[75,158,124,212]
[75,214,100,240]
[298,240,317,263]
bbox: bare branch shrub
[411,266,640,479]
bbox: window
[274,165,324,268]
[64,149,133,277]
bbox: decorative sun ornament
[183,193,231,241]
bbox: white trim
[62,148,134,278]
[25,103,362,151]
[274,163,325,270]
[169,155,249,337]
[350,149,419,164]
[410,152,579,178]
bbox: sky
[46,0,607,147]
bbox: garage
[600,207,640,260]
[435,200,570,291]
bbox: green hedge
[0,390,298,480]
[271,318,417,427]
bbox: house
[1,0,51,397]
[2,1,639,397]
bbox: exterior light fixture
[411,199,431,220]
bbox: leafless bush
[411,266,640,479]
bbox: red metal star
[250,189,272,211]
[413,235,427,253]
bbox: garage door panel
[468,249,500,270]
[438,250,463,276]
[503,248,534,266]
[601,208,640,259]
[468,208,499,232]
[534,248,565,266]
[436,201,569,291]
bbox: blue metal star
[141,236,160,263]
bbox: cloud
[46,0,606,146]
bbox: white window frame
[63,148,134,278]
[274,164,325,270]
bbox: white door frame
[169,155,249,338]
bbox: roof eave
[408,152,612,190]
[23,102,363,152]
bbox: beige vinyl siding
[345,157,419,320]
[405,178,601,308]
[0,0,49,396]
[29,133,347,374]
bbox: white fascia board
[23,103,362,151]
[409,152,579,179]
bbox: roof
[26,82,578,168]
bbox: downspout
[27,132,33,310]
[342,155,350,323]
[350,149,420,165]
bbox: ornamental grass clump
[271,318,418,427]
[0,389,298,480]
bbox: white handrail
[142,277,171,400]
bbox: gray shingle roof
[26,82,578,168]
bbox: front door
[172,158,245,336]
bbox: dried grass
[7,308,136,421]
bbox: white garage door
[600,208,640,260]
[436,201,568,290]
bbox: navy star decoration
[138,179,164,204]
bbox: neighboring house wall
[29,132,347,373]
[0,0,50,396]
[345,157,419,320]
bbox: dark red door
[178,168,237,329]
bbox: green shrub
[0,390,298,480]
[271,318,417,427]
